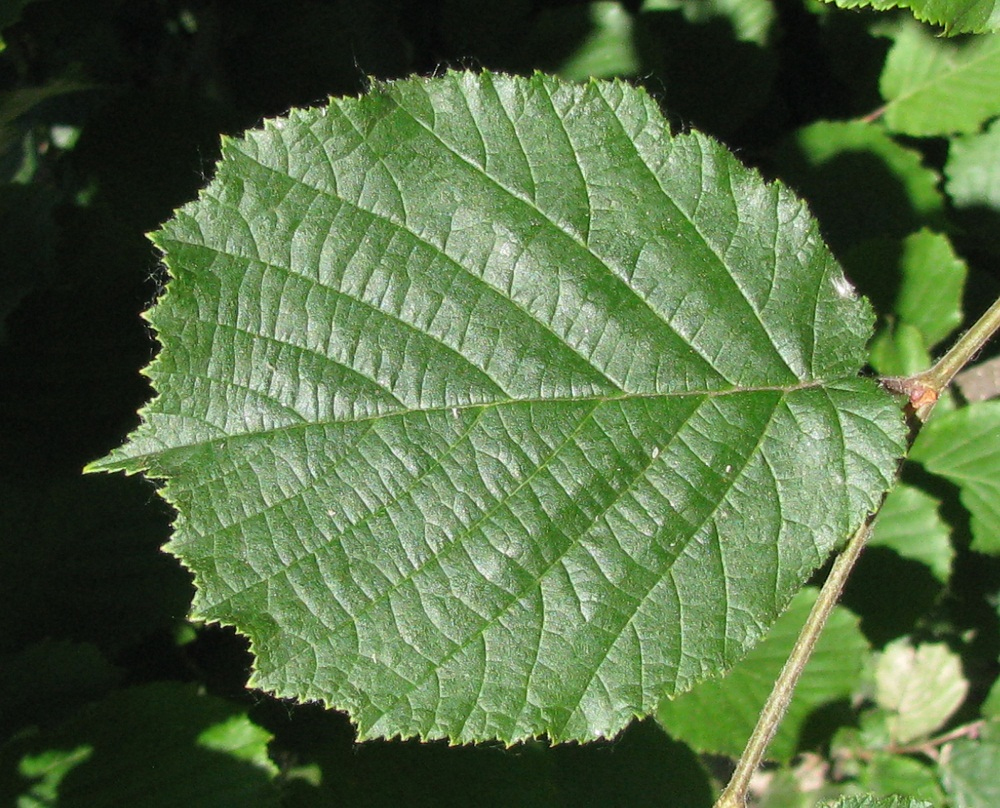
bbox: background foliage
[2,1,999,806]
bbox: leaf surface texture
[91,71,905,743]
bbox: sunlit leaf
[554,2,639,81]
[945,117,1000,255]
[869,322,933,377]
[887,230,966,348]
[89,71,905,743]
[940,720,1000,808]
[820,0,1000,35]
[879,20,1000,135]
[657,587,868,762]
[868,482,953,583]
[643,0,777,45]
[774,121,943,255]
[876,640,968,744]
[847,230,966,349]
[910,401,1000,555]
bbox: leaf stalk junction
[716,291,1000,808]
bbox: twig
[715,520,875,808]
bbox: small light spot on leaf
[832,276,855,299]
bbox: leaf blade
[90,71,905,743]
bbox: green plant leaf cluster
[4,2,1000,806]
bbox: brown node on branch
[880,375,938,422]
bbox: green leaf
[909,401,1000,555]
[89,71,906,743]
[850,229,965,377]
[860,753,946,804]
[868,482,953,583]
[885,230,966,348]
[868,322,933,377]
[875,639,968,744]
[773,121,944,255]
[820,0,1000,35]
[821,796,934,808]
[1,683,278,808]
[552,2,640,81]
[939,720,1000,808]
[946,117,1000,209]
[643,0,777,45]
[846,230,966,348]
[656,587,868,762]
[984,660,1000,718]
[879,21,1000,136]
[945,117,1000,255]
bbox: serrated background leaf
[822,0,1000,35]
[887,230,966,348]
[910,401,1000,555]
[946,117,1000,256]
[89,71,905,743]
[875,640,968,743]
[822,796,934,808]
[869,322,933,377]
[939,721,1000,808]
[868,482,953,583]
[774,121,943,256]
[656,587,868,762]
[848,230,966,351]
[879,21,1000,136]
